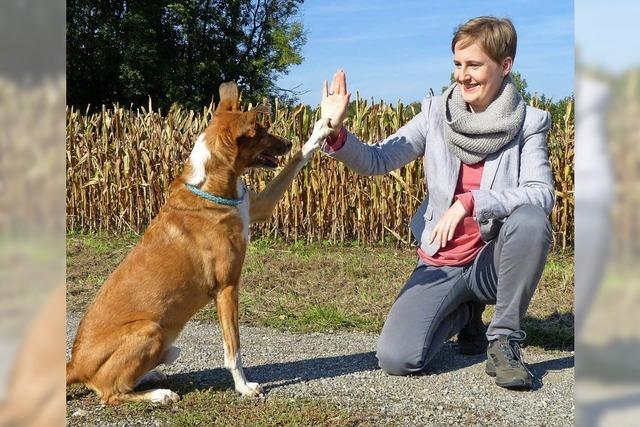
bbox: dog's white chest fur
[237,178,250,242]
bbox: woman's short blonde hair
[451,16,517,64]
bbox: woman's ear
[502,57,513,76]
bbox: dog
[66,82,333,405]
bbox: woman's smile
[461,82,480,93]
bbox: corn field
[609,70,640,260]
[66,94,575,250]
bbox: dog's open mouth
[252,151,281,168]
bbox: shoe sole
[486,360,532,390]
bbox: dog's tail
[66,361,80,386]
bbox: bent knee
[503,205,551,241]
[376,347,425,376]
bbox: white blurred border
[576,0,640,425]
[0,1,65,426]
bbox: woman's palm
[321,70,351,132]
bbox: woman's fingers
[430,220,455,248]
[322,79,328,100]
[331,71,340,95]
[343,92,351,107]
[338,70,346,94]
[447,222,455,242]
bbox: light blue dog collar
[185,183,247,206]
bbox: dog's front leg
[216,285,263,397]
[249,118,333,222]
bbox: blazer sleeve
[471,109,556,222]
[320,97,431,175]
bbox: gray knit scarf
[441,75,525,165]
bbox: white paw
[149,389,180,405]
[236,381,264,397]
[161,346,181,365]
[137,370,167,386]
[302,118,333,159]
[312,118,334,139]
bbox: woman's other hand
[321,69,351,136]
[429,200,468,248]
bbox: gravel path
[67,314,574,426]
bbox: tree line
[67,0,305,111]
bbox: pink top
[326,129,486,266]
[418,160,485,266]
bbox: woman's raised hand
[321,69,351,135]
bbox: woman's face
[453,40,512,112]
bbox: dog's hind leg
[89,321,179,405]
[216,285,263,397]
[135,346,181,387]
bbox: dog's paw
[301,118,333,159]
[149,389,180,405]
[236,381,264,397]
[312,117,334,140]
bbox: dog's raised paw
[302,119,334,159]
[149,389,180,405]
[313,118,333,139]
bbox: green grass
[67,229,138,254]
[67,386,373,426]
[66,233,574,349]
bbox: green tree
[67,0,306,111]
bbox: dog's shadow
[161,341,540,394]
[164,351,380,394]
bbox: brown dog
[66,82,332,405]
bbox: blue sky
[576,0,640,73]
[276,0,574,106]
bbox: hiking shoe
[486,330,534,390]
[457,302,488,355]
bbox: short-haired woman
[320,16,554,390]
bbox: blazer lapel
[480,149,505,190]
[446,145,461,200]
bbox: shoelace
[502,330,535,379]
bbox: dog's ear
[235,111,259,140]
[217,81,239,112]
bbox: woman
[320,17,554,390]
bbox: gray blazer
[322,95,555,256]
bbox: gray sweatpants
[376,205,552,376]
